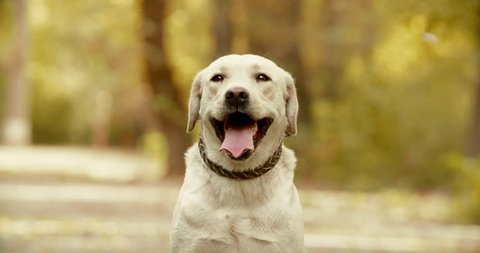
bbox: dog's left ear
[284,72,298,136]
[187,71,203,133]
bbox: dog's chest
[195,207,284,249]
[174,185,302,252]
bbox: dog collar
[198,138,282,180]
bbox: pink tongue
[220,126,255,158]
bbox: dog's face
[187,54,298,163]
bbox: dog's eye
[210,74,225,83]
[256,73,271,82]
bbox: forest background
[1,0,480,224]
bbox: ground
[0,146,479,253]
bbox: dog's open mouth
[210,112,273,160]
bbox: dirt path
[0,146,479,252]
[0,181,177,253]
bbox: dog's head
[187,54,298,166]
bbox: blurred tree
[0,0,475,189]
[141,0,190,176]
[468,81,480,158]
[0,1,10,127]
[466,7,480,158]
[2,0,30,145]
[230,0,248,53]
[239,0,310,121]
[91,91,112,147]
[212,0,232,57]
[27,0,144,145]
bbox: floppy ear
[186,71,203,133]
[284,72,298,136]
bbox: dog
[170,54,306,253]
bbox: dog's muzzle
[209,87,273,160]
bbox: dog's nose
[225,87,249,108]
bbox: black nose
[225,87,249,108]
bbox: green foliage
[291,0,478,191]
[0,0,478,193]
[27,0,143,144]
[445,154,480,224]
[139,131,168,180]
[0,0,13,129]
[31,84,75,144]
[166,0,214,98]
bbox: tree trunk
[230,0,248,53]
[467,84,480,158]
[467,72,480,158]
[2,0,30,145]
[141,0,191,177]
[91,90,112,148]
[466,7,480,158]
[212,0,233,57]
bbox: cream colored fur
[170,54,306,253]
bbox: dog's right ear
[187,71,203,133]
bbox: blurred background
[0,0,480,252]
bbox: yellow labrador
[171,54,306,253]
